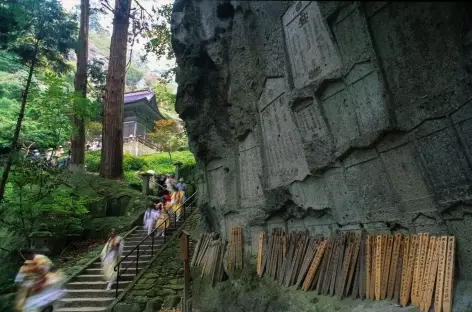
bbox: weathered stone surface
[172,0,472,282]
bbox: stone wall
[172,1,472,278]
[123,139,158,156]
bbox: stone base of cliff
[191,263,472,312]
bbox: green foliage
[0,228,25,294]
[126,64,145,90]
[154,82,177,119]
[85,150,101,172]
[28,72,98,146]
[0,51,22,73]
[1,158,95,241]
[123,153,148,171]
[6,0,78,73]
[140,151,196,173]
[146,4,173,61]
[0,72,99,150]
[124,170,142,191]
[86,121,102,141]
[89,31,110,56]
[85,150,196,188]
[148,120,185,161]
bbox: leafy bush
[123,153,148,171]
[141,150,195,173]
[124,170,142,191]
[85,150,101,172]
[180,163,196,182]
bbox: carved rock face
[172,0,472,278]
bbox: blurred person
[144,204,159,235]
[176,178,187,201]
[100,229,124,291]
[15,251,65,312]
[155,205,169,237]
[169,185,185,222]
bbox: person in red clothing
[164,193,171,204]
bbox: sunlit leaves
[147,119,188,160]
[4,0,78,73]
[27,72,98,147]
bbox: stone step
[56,307,107,312]
[128,229,179,239]
[123,244,162,252]
[126,237,167,244]
[88,260,149,269]
[66,281,131,290]
[124,253,152,260]
[58,297,114,308]
[84,268,141,275]
[75,274,134,282]
[133,225,183,235]
[64,289,124,298]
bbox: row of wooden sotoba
[190,227,244,285]
[257,229,455,312]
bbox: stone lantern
[29,228,52,255]
[140,172,154,195]
[174,161,183,181]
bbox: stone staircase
[56,220,185,312]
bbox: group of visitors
[13,174,189,307]
[86,140,101,151]
[29,145,71,168]
[144,174,187,237]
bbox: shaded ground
[192,264,472,312]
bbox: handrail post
[136,245,140,274]
[151,230,155,257]
[115,263,120,298]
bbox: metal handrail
[113,190,198,297]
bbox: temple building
[123,89,166,139]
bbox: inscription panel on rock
[283,1,342,89]
[258,78,310,189]
[293,98,330,143]
[207,160,234,209]
[380,142,436,213]
[238,132,264,208]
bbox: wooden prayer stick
[387,233,402,300]
[420,236,435,312]
[394,238,404,305]
[345,233,361,298]
[359,230,366,300]
[375,235,382,301]
[365,235,372,300]
[434,236,448,312]
[381,235,393,300]
[400,235,411,307]
[443,236,455,312]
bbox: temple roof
[124,89,155,104]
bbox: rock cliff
[172,0,472,279]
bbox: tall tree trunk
[0,42,39,201]
[71,0,90,171]
[100,0,132,179]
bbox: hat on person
[179,178,184,182]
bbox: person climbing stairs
[55,219,186,312]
